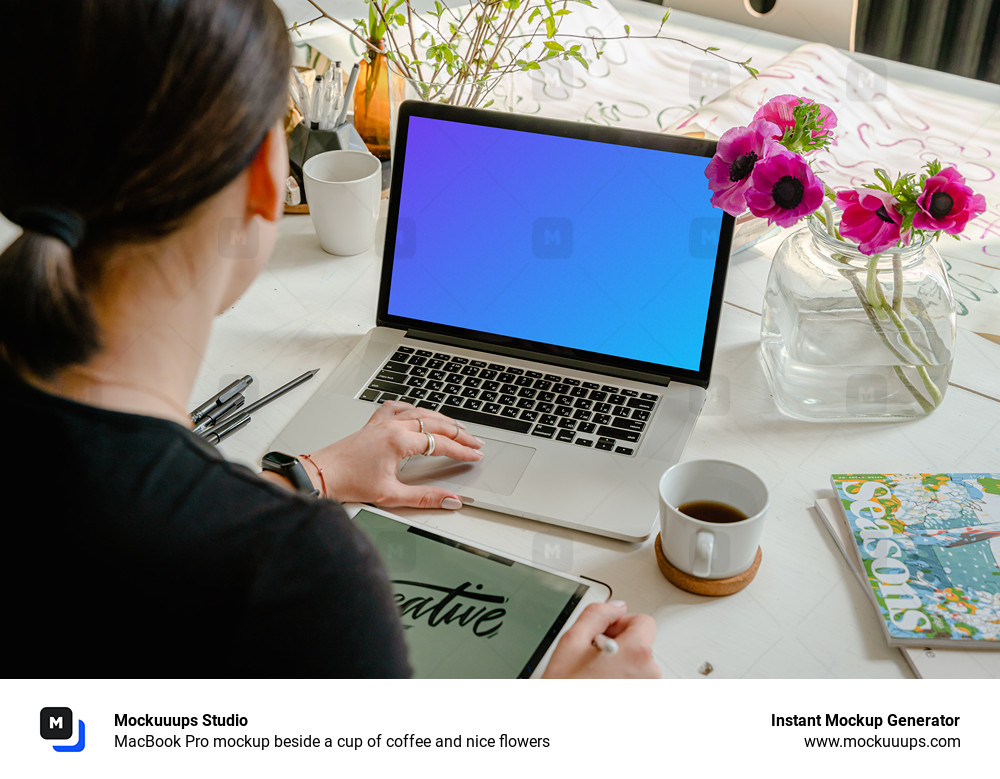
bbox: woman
[0,0,658,678]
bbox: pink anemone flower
[913,166,986,234]
[744,149,825,227]
[704,118,783,215]
[835,188,905,255]
[753,94,837,144]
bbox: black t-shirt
[2,366,411,678]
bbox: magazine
[813,498,1000,678]
[830,473,1000,648]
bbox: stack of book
[816,473,1000,678]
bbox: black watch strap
[261,451,320,497]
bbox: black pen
[201,414,252,446]
[191,393,246,435]
[190,375,253,423]
[211,369,319,428]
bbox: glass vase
[354,45,392,161]
[760,215,957,421]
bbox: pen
[309,74,324,130]
[336,63,359,128]
[201,414,252,446]
[592,634,618,655]
[290,68,311,120]
[210,369,320,429]
[191,393,245,435]
[189,374,253,423]
[324,61,343,130]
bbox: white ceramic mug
[658,459,769,580]
[302,150,381,255]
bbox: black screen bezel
[377,101,734,388]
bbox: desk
[101,1,1000,678]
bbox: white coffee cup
[658,459,769,580]
[302,150,381,255]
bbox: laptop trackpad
[397,437,534,496]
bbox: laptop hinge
[405,329,682,388]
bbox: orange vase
[353,44,391,160]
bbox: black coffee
[677,500,747,524]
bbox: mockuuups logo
[40,707,86,752]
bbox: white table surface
[4,1,997,679]
[188,3,1000,679]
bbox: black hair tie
[9,205,86,250]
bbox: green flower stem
[892,255,903,313]
[821,200,837,239]
[841,269,913,364]
[892,367,935,414]
[863,261,944,407]
[841,266,943,411]
[865,254,890,320]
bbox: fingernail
[609,600,627,610]
[474,436,485,446]
[441,497,463,510]
[473,448,484,458]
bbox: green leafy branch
[293,1,757,108]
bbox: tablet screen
[354,509,588,678]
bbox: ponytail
[0,230,100,379]
[0,0,290,378]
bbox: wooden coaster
[655,534,762,596]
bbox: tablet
[346,504,612,678]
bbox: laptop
[271,101,735,542]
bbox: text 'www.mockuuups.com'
[772,712,962,750]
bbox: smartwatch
[261,451,320,497]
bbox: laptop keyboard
[357,346,660,456]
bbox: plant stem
[855,258,944,408]
[892,366,934,414]
[821,200,837,239]
[892,255,903,313]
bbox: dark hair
[0,0,291,378]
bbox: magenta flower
[744,149,824,227]
[753,94,837,145]
[704,119,783,215]
[835,188,906,255]
[913,166,986,234]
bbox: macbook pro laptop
[271,101,735,541]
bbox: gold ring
[451,421,461,440]
[423,432,436,456]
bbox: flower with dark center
[928,192,954,220]
[744,149,823,227]
[771,175,805,210]
[835,188,904,255]
[704,118,782,215]
[914,166,985,234]
[729,151,758,182]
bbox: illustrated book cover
[830,473,1000,648]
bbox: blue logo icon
[40,707,86,752]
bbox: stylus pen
[189,375,253,422]
[201,414,251,446]
[211,369,320,429]
[336,63,359,127]
[592,634,618,655]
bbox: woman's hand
[542,601,661,679]
[302,400,484,509]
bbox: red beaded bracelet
[298,453,326,497]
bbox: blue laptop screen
[385,115,724,372]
